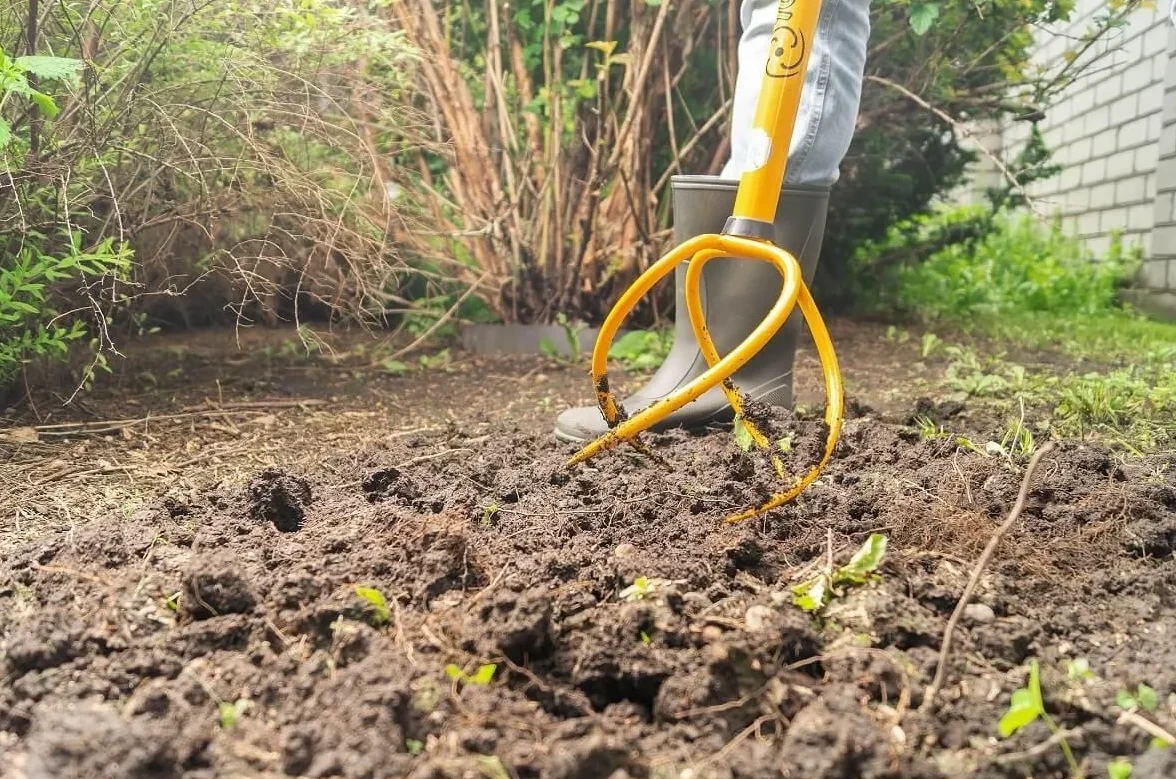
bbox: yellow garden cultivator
[566,0,844,523]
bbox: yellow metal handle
[731,0,822,227]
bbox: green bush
[0,239,131,388]
[1,0,427,396]
[857,206,1136,320]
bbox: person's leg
[554,0,870,443]
[724,0,870,188]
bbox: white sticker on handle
[744,129,773,172]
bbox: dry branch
[922,441,1056,711]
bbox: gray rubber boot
[554,174,829,443]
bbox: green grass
[978,310,1176,367]
[925,312,1176,452]
[866,206,1176,453]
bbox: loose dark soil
[2,322,1175,778]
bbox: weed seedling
[479,756,511,779]
[1107,758,1132,779]
[999,660,1081,777]
[921,332,943,358]
[608,329,672,372]
[1116,684,1159,713]
[619,576,681,601]
[419,349,453,371]
[445,663,497,686]
[792,534,888,614]
[163,592,182,612]
[217,698,250,729]
[914,415,947,440]
[480,504,500,526]
[540,312,586,365]
[405,738,424,756]
[379,357,410,376]
[355,586,391,625]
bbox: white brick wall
[960,1,1174,295]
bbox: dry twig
[923,441,1056,710]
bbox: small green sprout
[639,631,652,645]
[406,738,424,756]
[479,756,511,779]
[733,417,755,451]
[218,698,250,729]
[481,504,500,526]
[921,332,943,358]
[792,534,888,614]
[355,586,391,625]
[999,660,1044,738]
[1116,684,1158,713]
[379,358,410,376]
[999,661,1080,776]
[445,663,497,686]
[914,416,947,440]
[163,592,182,612]
[1107,758,1132,779]
[620,576,654,601]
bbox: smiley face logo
[765,23,805,79]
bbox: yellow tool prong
[724,279,844,523]
[685,242,798,452]
[569,236,803,468]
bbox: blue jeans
[721,0,872,188]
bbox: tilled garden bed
[3,405,1176,778]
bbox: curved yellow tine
[582,235,714,431]
[567,235,801,466]
[567,234,845,523]
[724,275,844,523]
[683,245,795,450]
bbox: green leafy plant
[920,332,943,358]
[914,415,947,440]
[0,45,82,148]
[379,358,411,376]
[792,534,888,613]
[620,576,655,601]
[608,330,672,372]
[355,586,392,625]
[540,312,586,365]
[0,239,131,390]
[445,663,497,686]
[406,738,424,756]
[999,660,1080,777]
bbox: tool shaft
[728,0,823,232]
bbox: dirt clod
[181,551,257,619]
[21,703,176,779]
[249,467,312,532]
